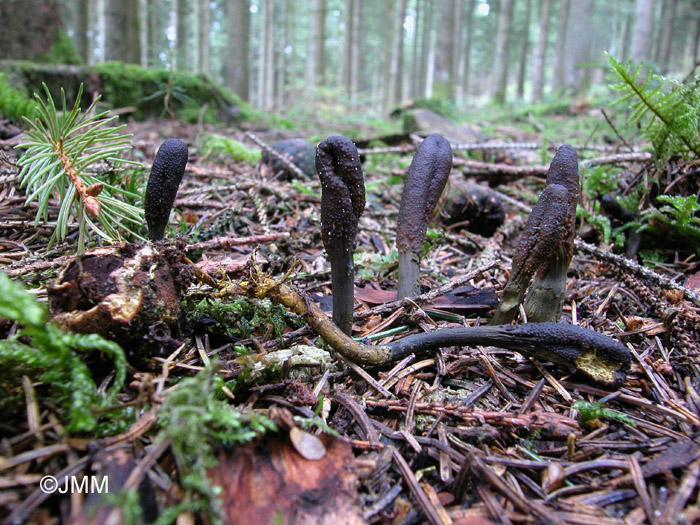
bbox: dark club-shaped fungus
[251,276,631,388]
[396,134,452,299]
[492,144,580,324]
[145,138,189,241]
[317,136,365,335]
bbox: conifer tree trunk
[565,0,593,91]
[350,0,362,104]
[450,0,464,100]
[104,0,141,63]
[657,0,676,73]
[342,0,355,94]
[0,0,69,61]
[692,12,700,65]
[419,0,434,97]
[75,0,90,63]
[491,0,514,104]
[410,0,422,99]
[199,0,210,74]
[306,0,326,88]
[139,0,148,67]
[530,0,551,102]
[516,0,532,99]
[392,0,408,107]
[630,0,653,62]
[551,0,570,93]
[226,0,250,101]
[435,0,454,97]
[457,0,475,101]
[176,0,197,71]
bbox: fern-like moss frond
[0,272,127,433]
[606,53,700,161]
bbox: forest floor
[1,102,700,524]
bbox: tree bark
[74,0,90,63]
[530,0,551,102]
[410,0,422,99]
[516,0,532,99]
[491,0,514,104]
[450,0,464,100]
[306,0,326,88]
[341,0,355,94]
[226,0,250,101]
[257,0,274,109]
[657,0,676,73]
[630,0,654,62]
[104,0,141,63]
[199,0,210,73]
[350,0,362,103]
[435,0,454,96]
[457,0,476,100]
[392,0,408,106]
[564,0,593,91]
[620,5,633,61]
[419,0,434,97]
[551,0,570,93]
[693,9,700,65]
[139,0,148,67]
[0,0,69,61]
[176,0,197,71]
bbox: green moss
[0,60,253,123]
[157,362,276,522]
[0,272,128,433]
[94,62,252,121]
[201,134,262,164]
[184,296,300,342]
[0,73,38,122]
[35,31,83,65]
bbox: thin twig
[244,131,307,180]
[355,261,498,319]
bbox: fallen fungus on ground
[144,138,189,241]
[492,144,580,324]
[239,262,631,389]
[396,133,452,299]
[316,135,365,336]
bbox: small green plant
[355,249,399,279]
[572,400,635,426]
[16,83,145,252]
[607,53,700,161]
[184,296,299,341]
[157,362,276,523]
[639,195,700,245]
[632,195,700,254]
[0,74,38,123]
[291,179,321,197]
[201,133,261,164]
[0,272,127,432]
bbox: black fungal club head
[145,139,189,241]
[316,136,365,253]
[491,144,580,324]
[316,135,365,336]
[396,133,452,299]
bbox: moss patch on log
[0,60,251,123]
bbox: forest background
[1,0,695,118]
